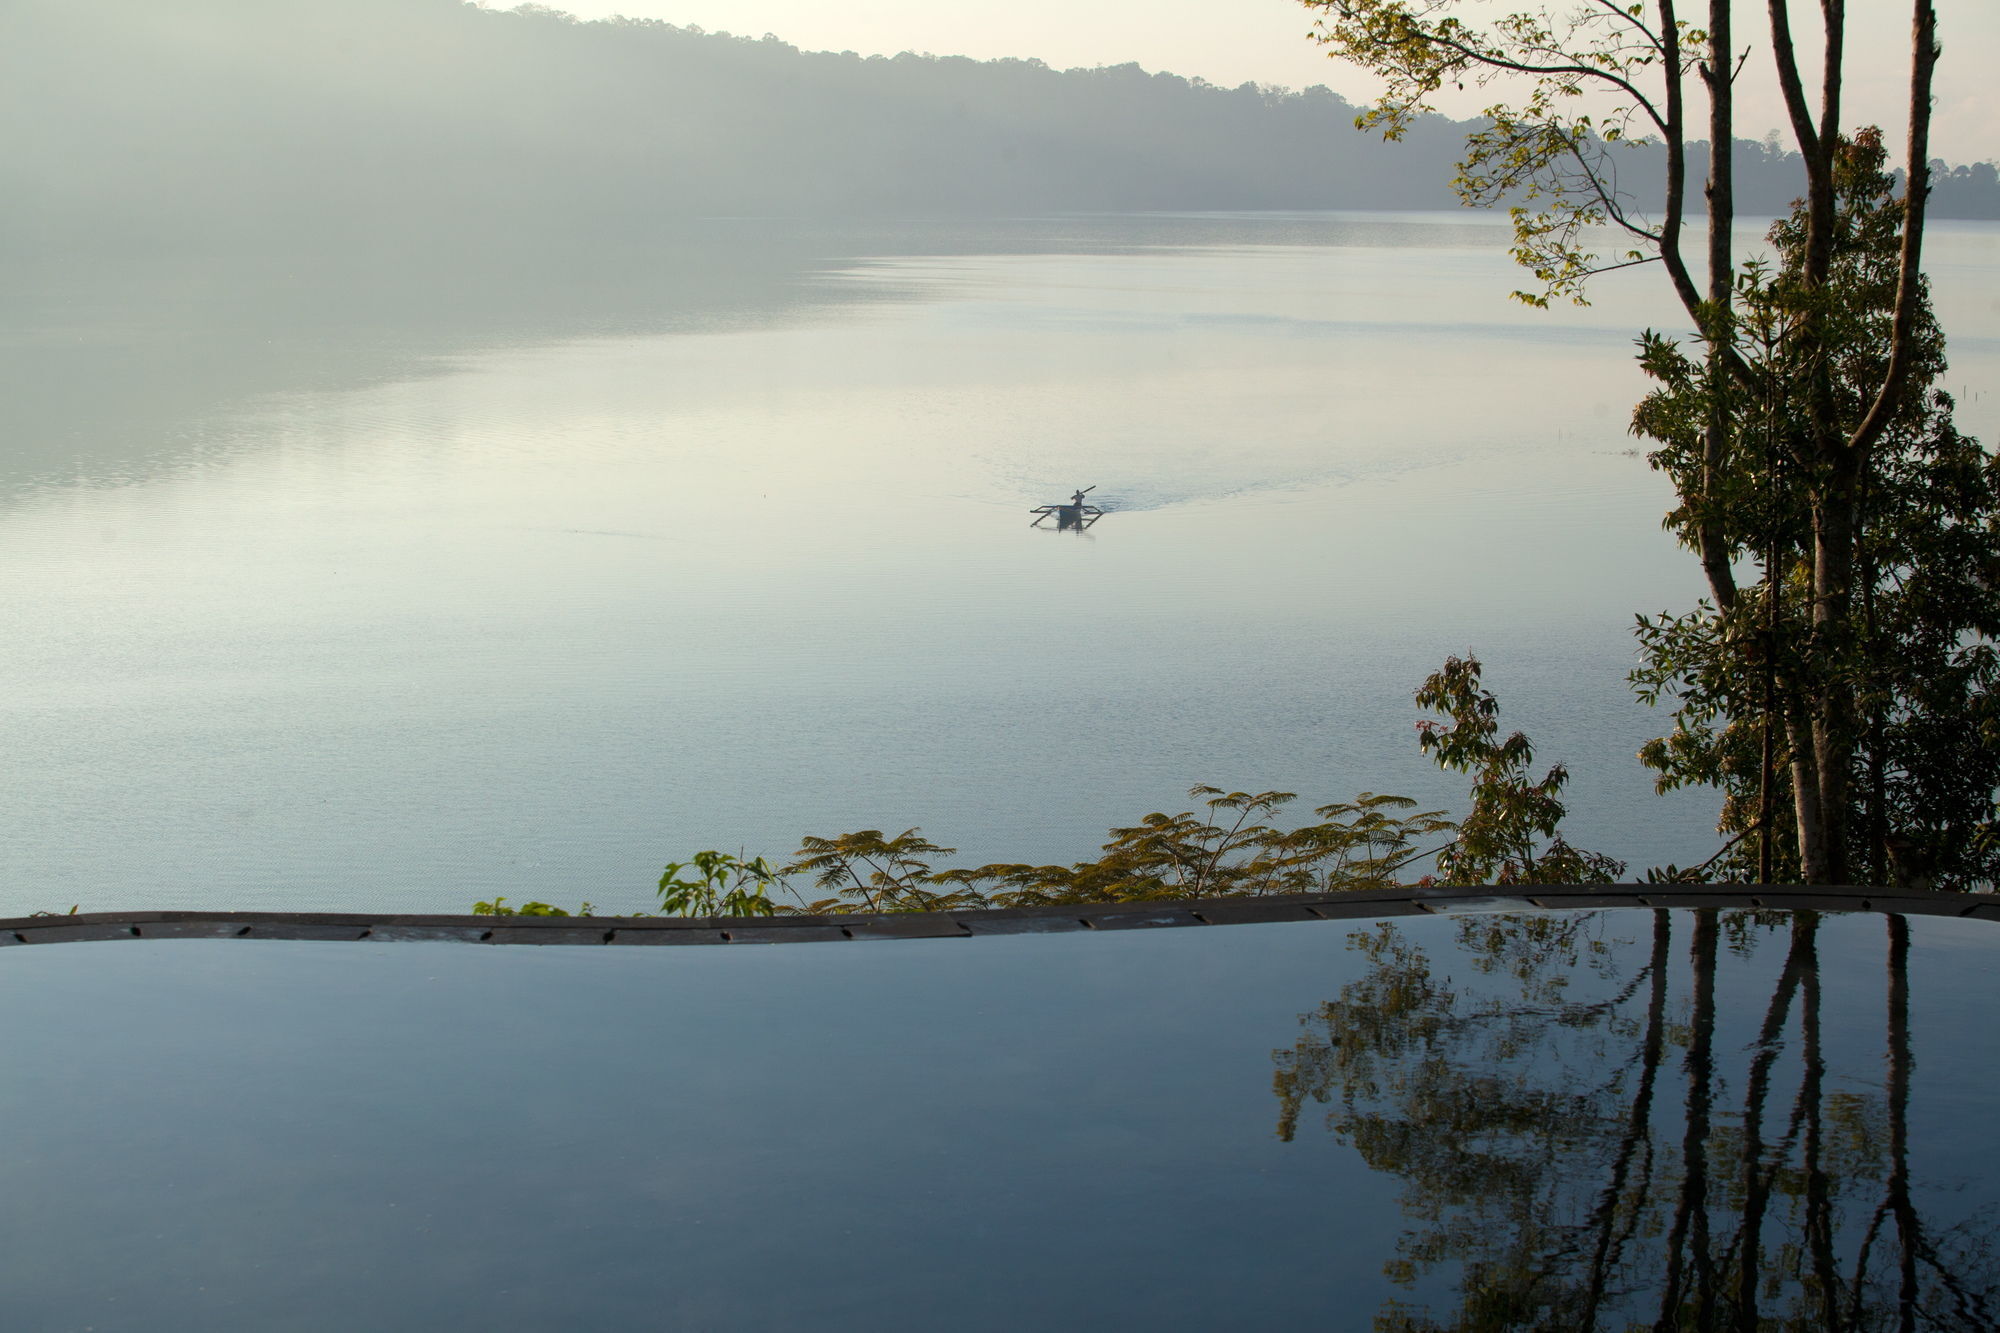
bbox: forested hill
[8,0,1998,260]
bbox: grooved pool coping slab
[0,886,1989,948]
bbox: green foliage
[932,789,1455,907]
[656,850,782,917]
[467,849,784,919]
[778,829,986,914]
[1630,134,2000,888]
[471,897,591,917]
[1302,0,1702,306]
[1415,655,1624,884]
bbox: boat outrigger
[1030,486,1104,531]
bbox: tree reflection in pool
[1273,909,1998,1331]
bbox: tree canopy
[1303,1,1994,885]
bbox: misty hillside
[7,0,1997,262]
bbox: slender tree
[1302,1,1948,882]
[1630,134,2000,889]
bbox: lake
[5,212,1997,915]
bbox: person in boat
[1071,488,1090,508]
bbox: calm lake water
[6,213,1998,914]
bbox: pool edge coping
[1,885,1992,946]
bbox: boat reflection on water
[1273,908,1999,1331]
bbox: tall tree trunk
[1758,547,1784,881]
[1759,376,1785,882]
[1767,0,1843,881]
[1788,704,1831,882]
[1657,0,1697,321]
[1812,461,1860,884]
[1698,0,1738,610]
[1862,477,1888,885]
[1784,1,1936,884]
[1847,0,1936,460]
[1767,1,1837,289]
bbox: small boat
[1030,486,1104,530]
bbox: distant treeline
[7,0,1998,260]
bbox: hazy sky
[542,0,1998,166]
